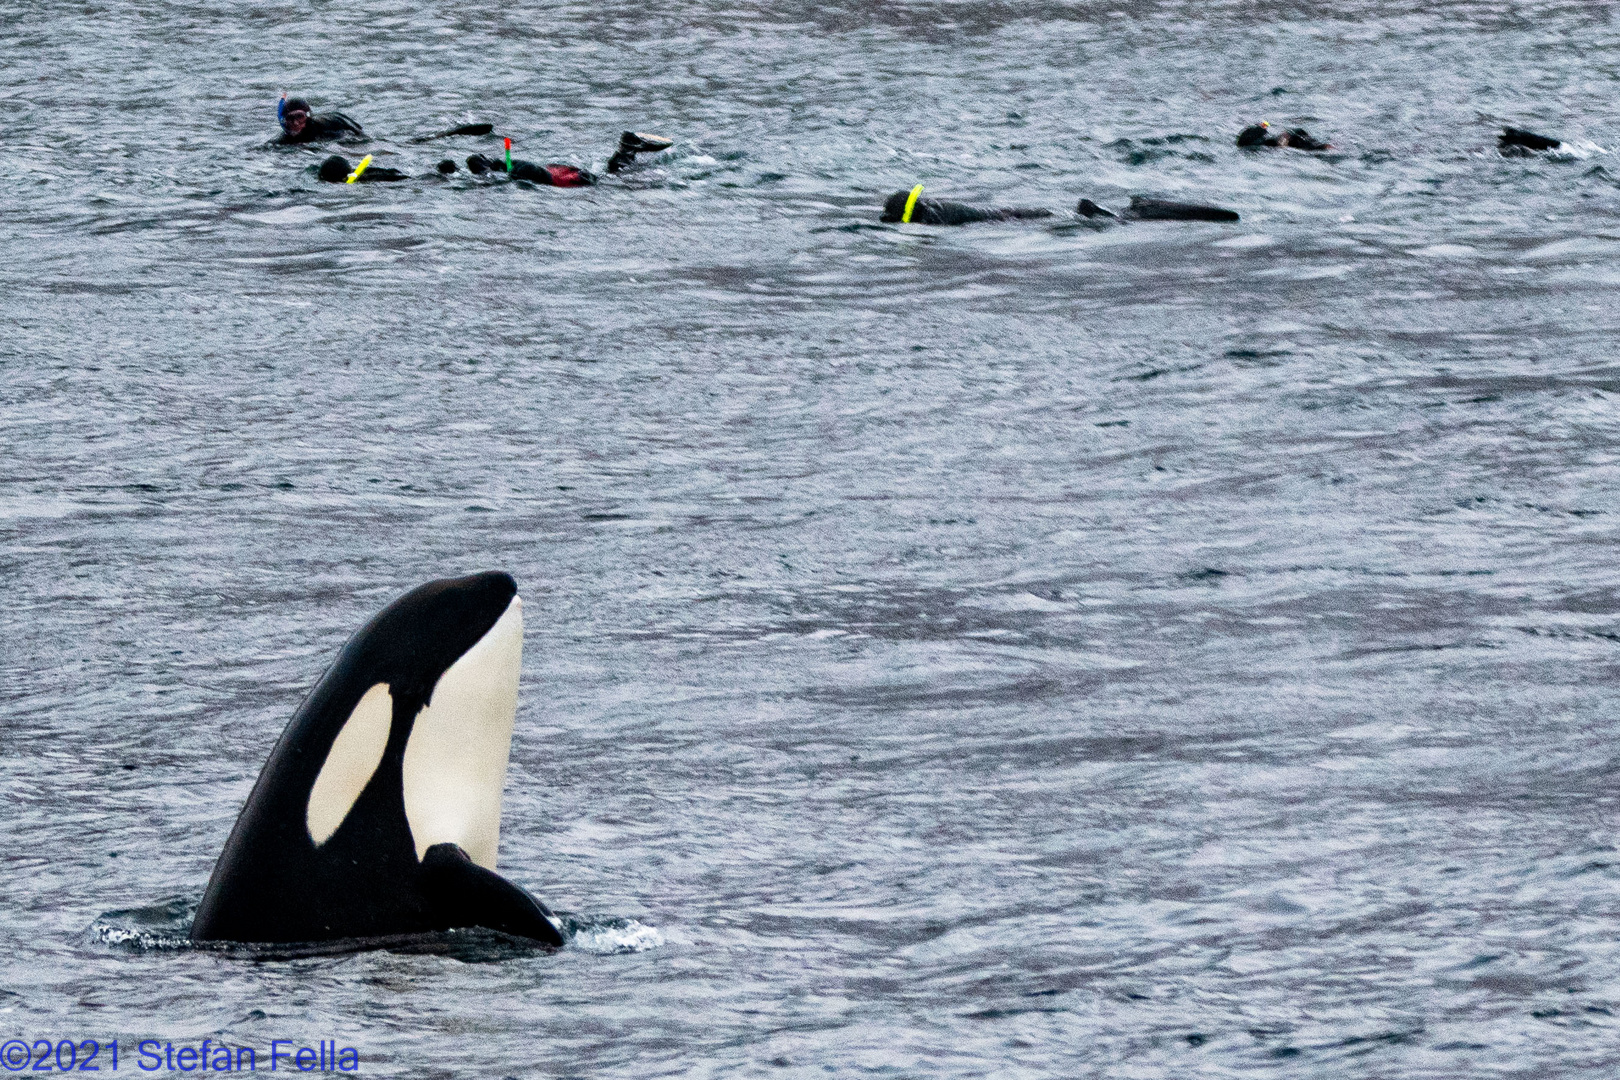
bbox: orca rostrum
[189,572,565,948]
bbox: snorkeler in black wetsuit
[878,191,1052,225]
[466,153,596,187]
[277,94,366,144]
[462,131,675,187]
[879,189,1238,225]
[1236,122,1331,151]
[315,155,417,183]
[317,151,595,186]
[315,130,673,186]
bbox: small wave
[1556,139,1608,160]
[559,913,666,954]
[89,896,197,951]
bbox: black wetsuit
[606,131,676,173]
[1236,124,1330,151]
[879,192,1052,225]
[308,130,673,187]
[879,191,1238,225]
[466,154,596,187]
[1078,196,1239,222]
[464,132,673,185]
[315,155,415,183]
[278,96,365,144]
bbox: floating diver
[466,151,595,187]
[314,154,469,183]
[880,185,1238,225]
[277,94,366,144]
[1498,126,1563,155]
[464,131,675,187]
[316,155,408,183]
[1235,122,1331,151]
[878,188,1052,225]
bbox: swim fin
[607,131,675,172]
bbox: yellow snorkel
[901,183,924,224]
[345,155,373,184]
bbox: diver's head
[1235,121,1271,148]
[879,191,910,223]
[281,97,312,137]
[317,155,350,183]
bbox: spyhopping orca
[189,572,566,948]
[1236,122,1331,151]
[1499,126,1562,155]
[1078,196,1240,222]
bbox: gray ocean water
[5,0,1620,1075]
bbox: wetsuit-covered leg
[606,131,676,173]
[1123,196,1239,222]
[1078,196,1239,222]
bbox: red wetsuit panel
[543,164,593,187]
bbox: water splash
[559,914,666,955]
[89,897,196,951]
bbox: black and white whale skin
[189,572,565,948]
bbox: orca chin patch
[402,594,522,869]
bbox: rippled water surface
[5,0,1620,1075]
